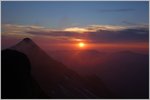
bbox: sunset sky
[1,1,149,53]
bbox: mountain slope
[10,38,113,98]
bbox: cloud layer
[2,24,149,43]
[97,8,136,13]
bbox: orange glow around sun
[78,42,85,48]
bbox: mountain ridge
[7,38,113,98]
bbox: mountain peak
[11,38,39,51]
[19,38,36,45]
[22,38,33,43]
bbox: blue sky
[2,1,149,29]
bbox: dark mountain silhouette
[1,49,49,99]
[1,38,114,99]
[49,49,149,99]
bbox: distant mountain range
[2,38,114,99]
[48,44,149,99]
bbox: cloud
[64,27,90,33]
[63,25,127,34]
[2,24,148,43]
[86,25,126,31]
[87,27,149,43]
[2,24,84,43]
[2,24,56,37]
[98,8,136,13]
[122,21,149,28]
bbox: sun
[78,42,85,48]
